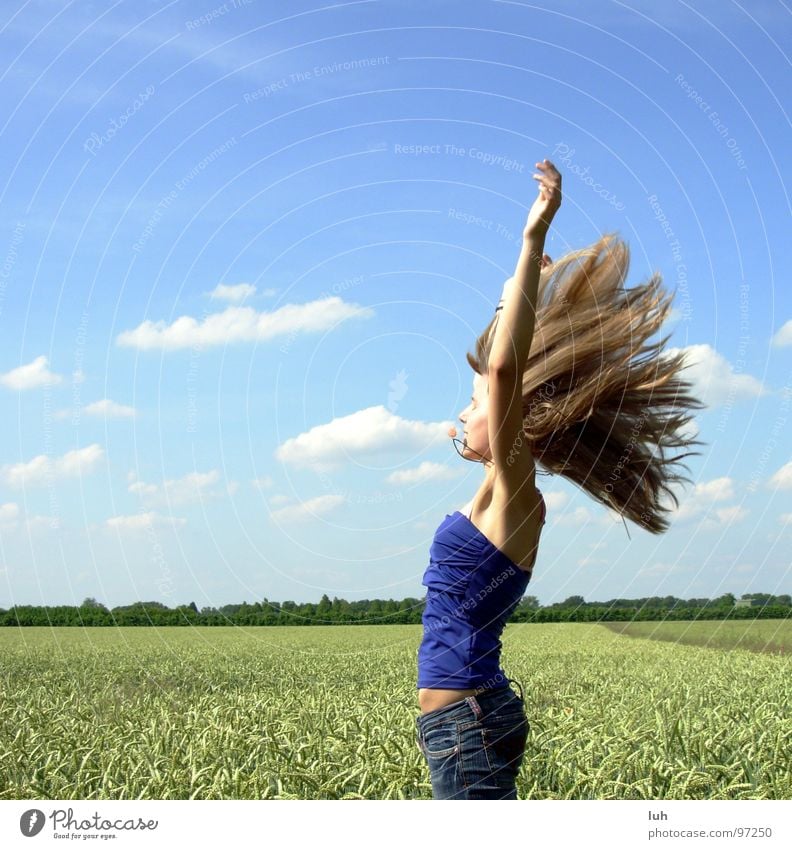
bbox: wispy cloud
[128,469,225,507]
[275,405,452,472]
[106,511,187,531]
[0,502,21,526]
[386,461,462,485]
[554,506,593,526]
[84,399,137,418]
[769,460,792,490]
[0,444,104,487]
[209,283,256,304]
[270,493,345,523]
[56,398,137,419]
[771,319,792,347]
[116,297,373,351]
[0,355,62,390]
[0,502,58,532]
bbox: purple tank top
[417,491,546,690]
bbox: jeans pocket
[420,721,459,759]
[482,715,529,783]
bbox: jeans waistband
[416,678,524,730]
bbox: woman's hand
[523,159,562,241]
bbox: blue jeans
[415,680,529,799]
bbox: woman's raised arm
[486,159,562,481]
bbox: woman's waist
[417,686,491,714]
[417,682,518,717]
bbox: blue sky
[0,0,790,609]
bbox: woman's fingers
[533,160,561,196]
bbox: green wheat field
[1,621,790,800]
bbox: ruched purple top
[417,492,545,690]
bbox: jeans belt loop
[464,694,483,719]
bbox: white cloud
[276,405,452,472]
[106,512,187,531]
[83,399,137,418]
[577,555,609,567]
[0,503,58,532]
[665,343,765,407]
[699,504,749,531]
[386,461,462,485]
[270,493,345,523]
[0,444,104,487]
[251,475,274,489]
[209,283,256,303]
[26,515,59,531]
[542,490,569,511]
[268,494,292,507]
[0,355,62,390]
[771,319,792,347]
[52,399,136,420]
[128,469,224,507]
[72,369,86,384]
[674,476,737,522]
[714,505,748,523]
[554,506,592,526]
[116,296,373,351]
[637,560,681,578]
[769,460,792,490]
[0,502,20,526]
[779,513,792,525]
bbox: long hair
[466,232,705,534]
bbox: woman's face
[457,372,491,462]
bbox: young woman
[415,159,703,800]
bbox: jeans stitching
[420,720,460,759]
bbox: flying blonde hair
[466,232,705,534]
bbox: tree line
[0,592,789,626]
